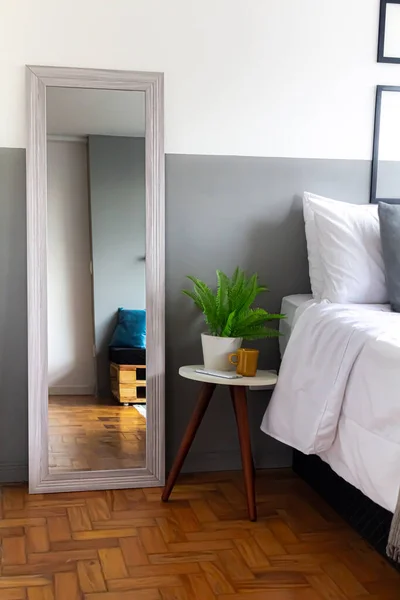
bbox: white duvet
[261,301,400,513]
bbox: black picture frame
[378,0,400,64]
[370,85,400,204]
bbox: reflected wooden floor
[48,396,146,473]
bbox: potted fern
[183,267,284,371]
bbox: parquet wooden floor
[48,396,146,473]
[0,470,398,599]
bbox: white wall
[2,0,400,160]
[47,140,96,394]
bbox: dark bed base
[293,450,399,571]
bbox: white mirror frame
[26,65,165,493]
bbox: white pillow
[304,193,387,304]
[303,192,348,299]
[303,192,330,300]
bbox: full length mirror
[27,66,165,493]
[47,87,147,473]
[371,86,400,204]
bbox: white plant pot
[201,333,243,371]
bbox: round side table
[161,365,278,521]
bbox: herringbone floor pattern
[48,396,146,473]
[0,470,398,599]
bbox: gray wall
[0,149,28,482]
[165,155,370,472]
[88,136,146,396]
[0,149,371,481]
[376,161,400,200]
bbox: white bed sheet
[263,300,400,512]
[279,294,313,356]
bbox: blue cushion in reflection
[109,308,146,349]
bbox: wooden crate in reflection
[110,362,146,404]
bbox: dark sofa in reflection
[109,308,146,405]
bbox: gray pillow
[378,202,400,313]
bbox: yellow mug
[229,348,259,377]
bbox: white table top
[179,365,278,387]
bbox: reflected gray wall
[0,149,372,480]
[376,160,400,199]
[88,136,146,396]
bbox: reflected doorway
[46,87,147,473]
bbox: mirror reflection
[376,90,400,200]
[46,87,147,473]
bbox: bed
[278,294,313,356]
[266,296,400,512]
[267,293,400,562]
[262,192,400,563]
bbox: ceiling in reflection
[47,87,145,137]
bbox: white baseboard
[49,385,95,396]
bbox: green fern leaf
[263,313,286,321]
[221,310,236,337]
[186,276,219,334]
[216,270,230,330]
[228,268,245,312]
[242,326,281,340]
[182,289,204,311]
[233,274,260,315]
[182,268,285,339]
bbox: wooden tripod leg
[230,386,257,521]
[229,387,256,478]
[162,382,216,502]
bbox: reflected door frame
[26,65,165,493]
[370,85,400,205]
